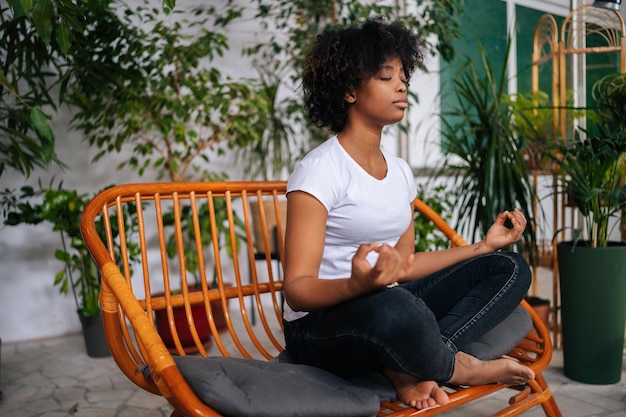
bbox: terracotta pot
[154,285,230,354]
[155,302,213,354]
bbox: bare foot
[384,368,449,410]
[449,351,535,386]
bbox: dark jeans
[283,251,531,384]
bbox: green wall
[440,1,566,116]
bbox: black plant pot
[557,241,626,384]
[78,310,111,358]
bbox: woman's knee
[503,252,531,288]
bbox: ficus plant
[64,2,264,279]
[0,0,143,182]
[69,2,269,183]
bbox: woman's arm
[283,191,408,312]
[396,206,528,281]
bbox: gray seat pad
[173,306,532,417]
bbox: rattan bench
[80,181,562,416]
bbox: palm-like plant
[440,40,536,254]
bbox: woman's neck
[337,129,387,180]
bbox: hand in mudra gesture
[484,208,527,251]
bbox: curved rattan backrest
[81,182,288,388]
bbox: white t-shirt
[284,136,417,321]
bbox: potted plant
[439,40,537,259]
[549,72,626,384]
[4,182,139,357]
[65,2,262,348]
[68,3,269,184]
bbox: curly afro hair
[302,18,425,133]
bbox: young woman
[282,18,535,410]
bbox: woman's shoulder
[291,136,346,175]
[287,136,348,208]
[300,136,341,161]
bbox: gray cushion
[275,350,397,401]
[173,356,380,417]
[173,306,531,416]
[464,306,532,360]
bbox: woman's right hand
[350,242,413,292]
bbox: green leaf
[54,249,71,263]
[0,71,10,90]
[53,269,66,287]
[56,22,72,55]
[30,108,54,141]
[32,0,54,44]
[162,0,175,12]
[13,0,29,17]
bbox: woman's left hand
[483,209,527,251]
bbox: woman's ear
[344,92,356,104]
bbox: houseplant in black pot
[4,183,139,357]
[549,72,626,384]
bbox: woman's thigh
[402,252,531,350]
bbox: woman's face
[347,57,409,128]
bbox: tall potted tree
[66,3,267,351]
[550,72,626,384]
